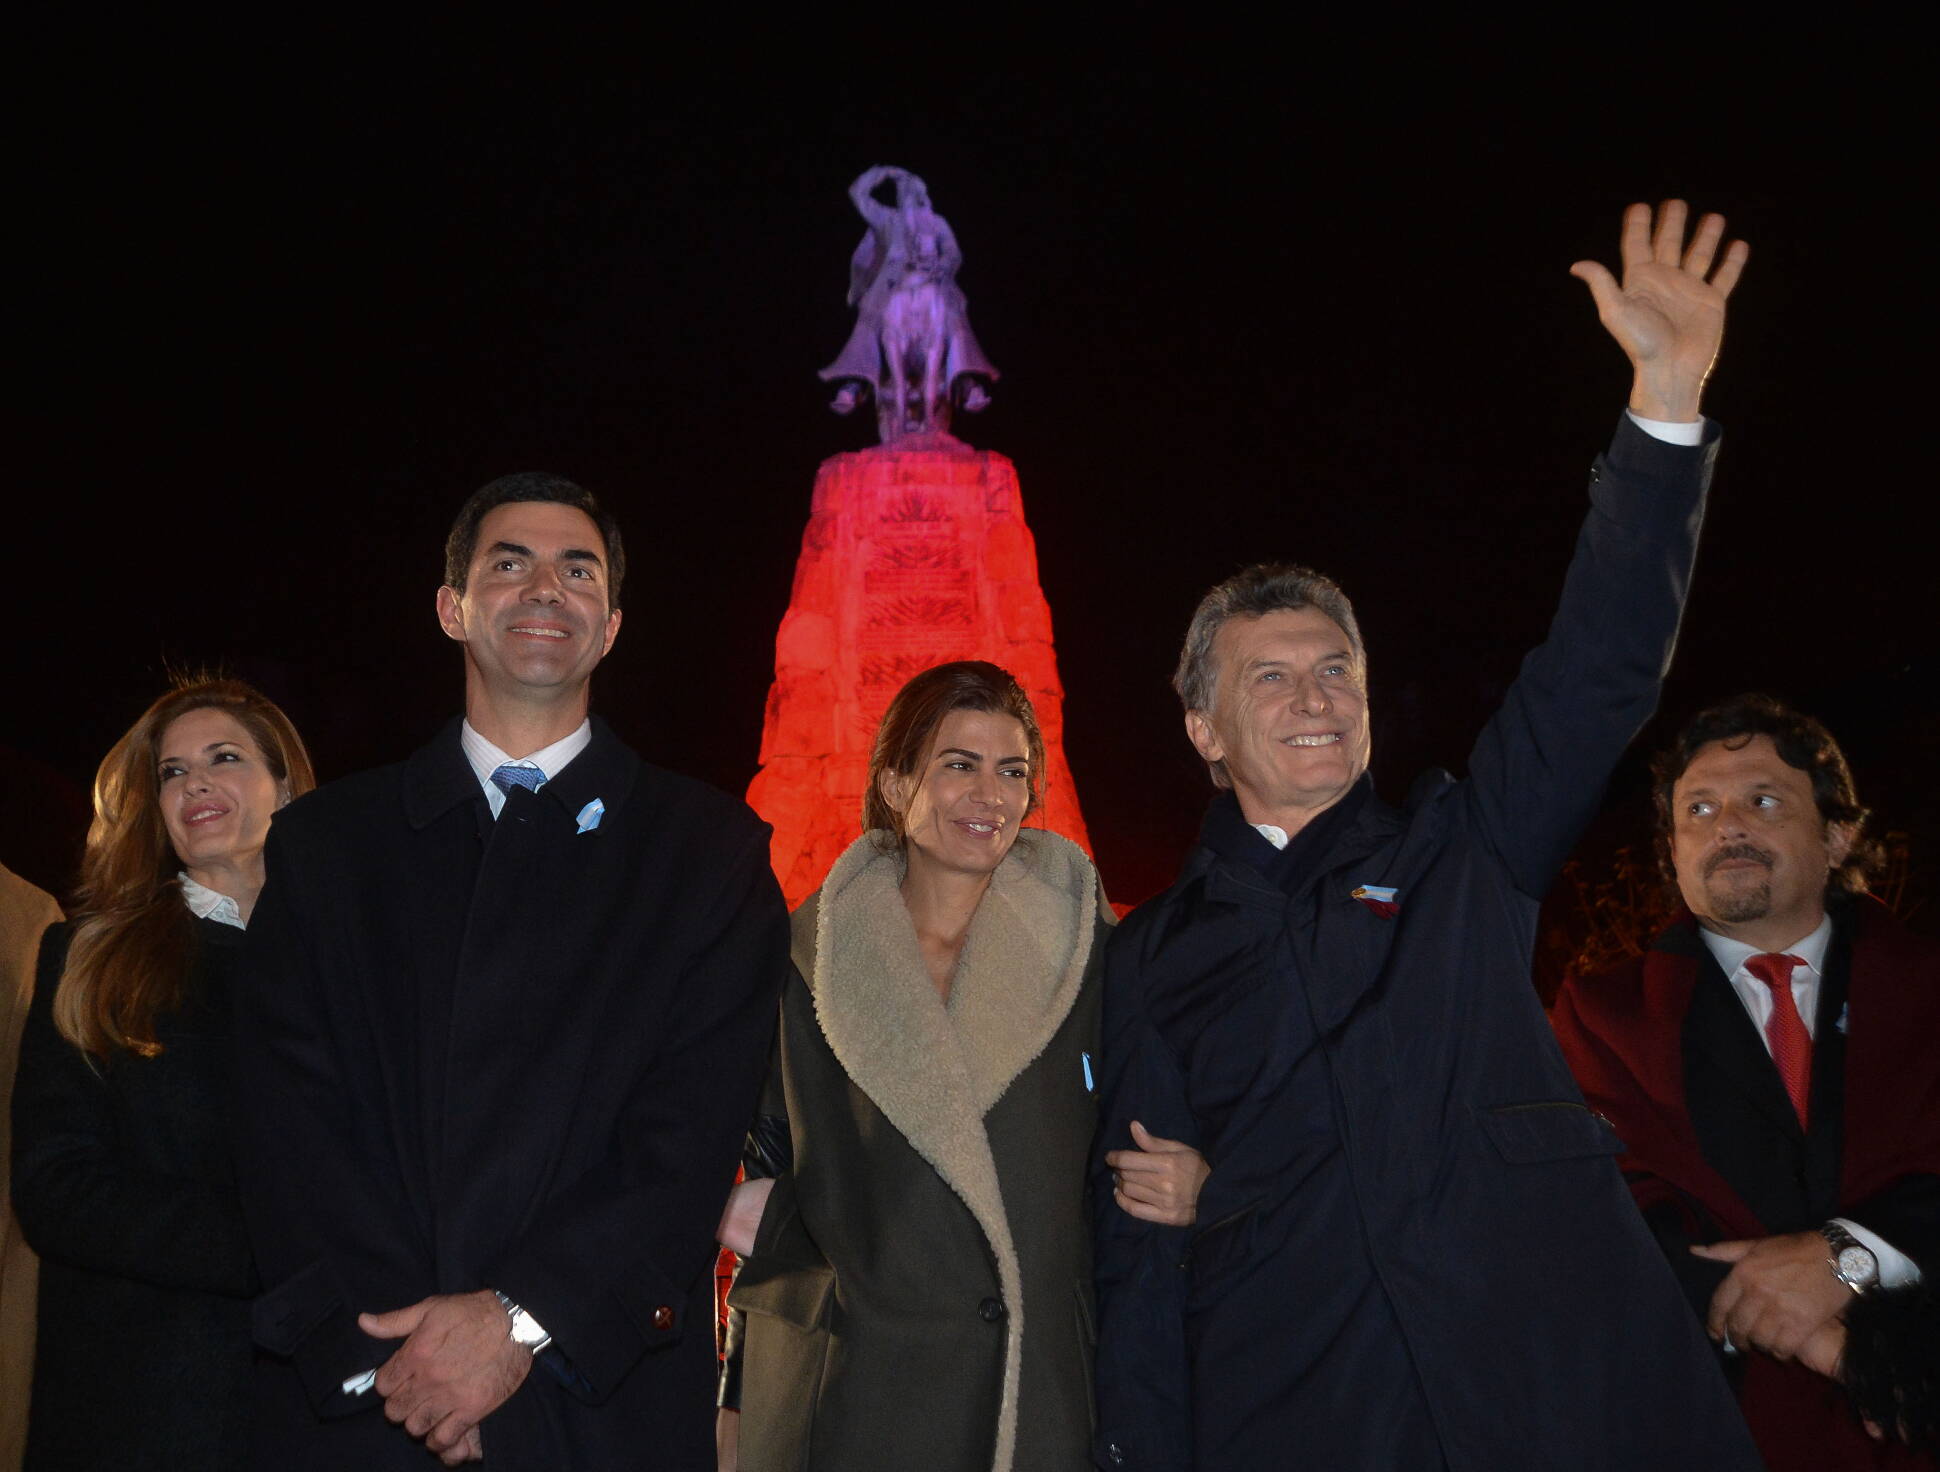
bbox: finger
[359,1303,428,1340]
[1652,199,1689,266]
[1108,1152,1171,1176]
[381,1384,422,1425]
[1706,1273,1743,1339]
[1568,260,1621,317]
[1690,1239,1756,1263]
[374,1348,414,1399]
[1129,1120,1183,1152]
[1115,1188,1187,1227]
[1681,212,1726,279]
[406,1396,449,1439]
[427,1411,475,1455]
[1710,238,1750,299]
[1618,202,1652,273]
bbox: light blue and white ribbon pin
[576,798,605,834]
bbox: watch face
[1837,1245,1877,1284]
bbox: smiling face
[1670,733,1851,949]
[436,501,622,707]
[881,708,1033,883]
[156,707,287,881]
[1185,606,1370,830]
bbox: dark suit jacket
[235,718,788,1470]
[13,919,257,1471]
[1552,901,1940,1472]
[1092,417,1762,1472]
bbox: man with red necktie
[1553,695,1940,1470]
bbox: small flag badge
[1351,884,1399,918]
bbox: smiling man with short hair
[1090,203,1765,1471]
[235,472,788,1470]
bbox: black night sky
[11,37,1933,940]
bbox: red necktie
[1744,952,1811,1128]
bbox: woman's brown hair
[55,678,315,1057]
[862,661,1045,849]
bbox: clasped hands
[1690,1230,1850,1368]
[358,1289,532,1465]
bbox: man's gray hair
[1174,564,1365,786]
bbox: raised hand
[1570,200,1749,421]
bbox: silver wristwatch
[493,1290,554,1355]
[1819,1222,1879,1296]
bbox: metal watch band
[1818,1221,1878,1295]
[493,1289,555,1355]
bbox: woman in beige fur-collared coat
[718,663,1203,1472]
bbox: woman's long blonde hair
[55,678,314,1056]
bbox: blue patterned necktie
[491,762,546,796]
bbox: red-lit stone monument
[745,165,1090,907]
[748,433,1089,905]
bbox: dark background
[11,36,1933,945]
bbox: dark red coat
[1552,900,1940,1471]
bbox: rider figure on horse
[821,165,998,442]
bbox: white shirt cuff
[1625,409,1707,445]
[1833,1217,1924,1289]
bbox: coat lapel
[800,828,1101,1472]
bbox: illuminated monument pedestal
[747,432,1090,907]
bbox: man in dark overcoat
[1090,203,1767,1470]
[1552,696,1939,1471]
[235,475,788,1468]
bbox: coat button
[652,1305,675,1331]
[977,1297,1005,1323]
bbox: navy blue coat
[1091,418,1764,1472]
[235,719,788,1470]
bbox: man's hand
[1691,1231,1849,1360]
[359,1290,531,1461]
[1107,1121,1212,1227]
[1570,200,1749,421]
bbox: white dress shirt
[461,719,592,819]
[1698,916,1920,1287]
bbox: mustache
[1704,842,1773,878]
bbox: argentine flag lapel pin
[575,798,606,835]
[1351,884,1399,918]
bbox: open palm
[1571,201,1749,420]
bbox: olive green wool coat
[730,830,1108,1472]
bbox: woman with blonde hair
[10,677,314,1470]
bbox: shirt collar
[1699,909,1833,978]
[178,872,246,930]
[461,719,592,801]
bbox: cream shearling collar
[792,827,1103,1472]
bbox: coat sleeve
[234,824,431,1418]
[1463,415,1717,898]
[718,1020,791,1411]
[11,925,256,1298]
[482,822,788,1402]
[1089,926,1195,1472]
[1548,978,1732,1320]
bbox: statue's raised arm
[820,165,998,444]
